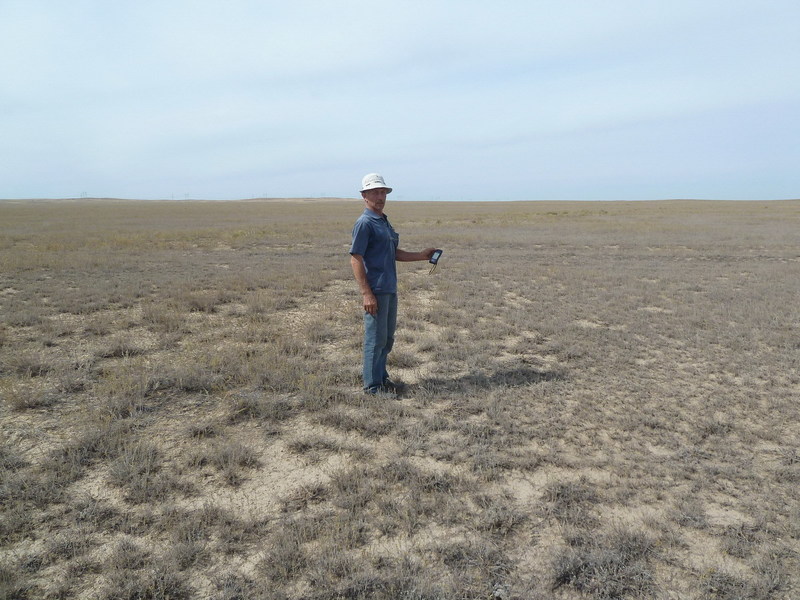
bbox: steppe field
[1,198,798,600]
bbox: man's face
[362,188,388,214]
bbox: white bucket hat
[360,173,392,193]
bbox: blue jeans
[363,293,397,391]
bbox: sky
[1,1,799,201]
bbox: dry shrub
[552,527,656,598]
[3,310,42,327]
[94,358,169,418]
[542,478,602,527]
[432,536,512,595]
[141,300,188,334]
[107,440,180,504]
[212,572,263,600]
[187,439,260,486]
[246,289,294,314]
[43,528,94,565]
[259,517,313,583]
[100,561,191,600]
[179,288,235,313]
[474,493,528,537]
[227,392,294,424]
[99,335,147,359]
[700,562,786,600]
[45,419,134,487]
[0,562,35,600]
[108,538,149,570]
[2,350,51,377]
[1,379,56,411]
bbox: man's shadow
[408,363,565,397]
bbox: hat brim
[360,185,392,193]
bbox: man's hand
[363,292,378,316]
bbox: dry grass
[1,198,799,599]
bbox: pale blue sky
[2,1,798,200]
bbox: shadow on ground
[410,364,565,397]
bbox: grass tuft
[552,527,656,598]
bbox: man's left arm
[396,248,436,262]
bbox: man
[349,173,436,395]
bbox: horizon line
[2,196,799,204]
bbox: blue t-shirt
[349,209,399,294]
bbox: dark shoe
[365,386,397,398]
[382,378,406,392]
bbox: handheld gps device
[428,249,443,274]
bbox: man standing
[350,173,436,395]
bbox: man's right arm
[350,254,378,315]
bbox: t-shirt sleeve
[349,220,369,256]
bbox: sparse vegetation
[1,198,799,598]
